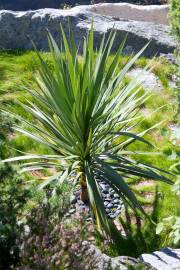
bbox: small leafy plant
[2,25,172,241]
[0,164,30,269]
[156,216,180,246]
[169,0,180,44]
[156,180,180,246]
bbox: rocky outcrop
[91,3,169,25]
[75,241,153,270]
[0,1,168,11]
[81,243,180,270]
[0,4,176,57]
[127,68,162,91]
[140,247,180,270]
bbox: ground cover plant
[0,112,31,268]
[0,30,179,269]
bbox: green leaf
[156,223,164,234]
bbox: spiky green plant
[2,25,172,241]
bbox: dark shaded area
[0,1,167,11]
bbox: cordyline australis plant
[2,24,172,241]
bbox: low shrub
[156,180,180,246]
[17,200,94,270]
[0,111,31,269]
[0,165,30,269]
[169,0,180,123]
[169,0,180,44]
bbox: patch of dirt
[7,132,16,140]
[136,180,155,188]
[30,170,45,179]
[139,191,154,200]
[141,108,152,118]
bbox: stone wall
[0,4,176,57]
[91,3,169,25]
[0,1,168,11]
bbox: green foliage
[18,194,93,270]
[169,0,180,123]
[169,0,180,43]
[172,179,180,195]
[156,180,180,247]
[156,216,180,245]
[0,164,30,269]
[2,25,172,242]
[98,189,163,257]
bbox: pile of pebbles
[66,179,124,220]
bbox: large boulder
[0,4,176,57]
[140,247,180,270]
[71,240,153,270]
[0,1,169,11]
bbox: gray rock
[69,208,76,214]
[160,53,178,65]
[102,189,109,195]
[107,203,113,208]
[77,240,135,270]
[113,199,120,204]
[114,209,121,216]
[117,205,123,210]
[127,68,162,91]
[140,247,180,270]
[71,181,124,220]
[77,199,84,205]
[70,195,77,204]
[109,213,116,219]
[0,4,176,57]
[104,197,112,202]
[99,184,107,190]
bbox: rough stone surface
[91,3,169,25]
[140,247,180,270]
[79,241,143,270]
[0,4,176,57]
[0,1,169,11]
[127,68,162,91]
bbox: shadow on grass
[119,186,162,257]
[0,49,32,56]
[97,187,162,258]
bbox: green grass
[0,50,179,252]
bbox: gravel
[67,178,124,220]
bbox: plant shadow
[102,186,162,258]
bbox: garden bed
[0,48,179,269]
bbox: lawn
[0,49,179,257]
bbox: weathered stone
[91,3,169,25]
[107,203,113,209]
[127,68,163,91]
[69,208,76,214]
[0,3,176,57]
[70,195,77,204]
[140,247,180,270]
[0,1,171,11]
[113,199,120,204]
[79,240,142,270]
